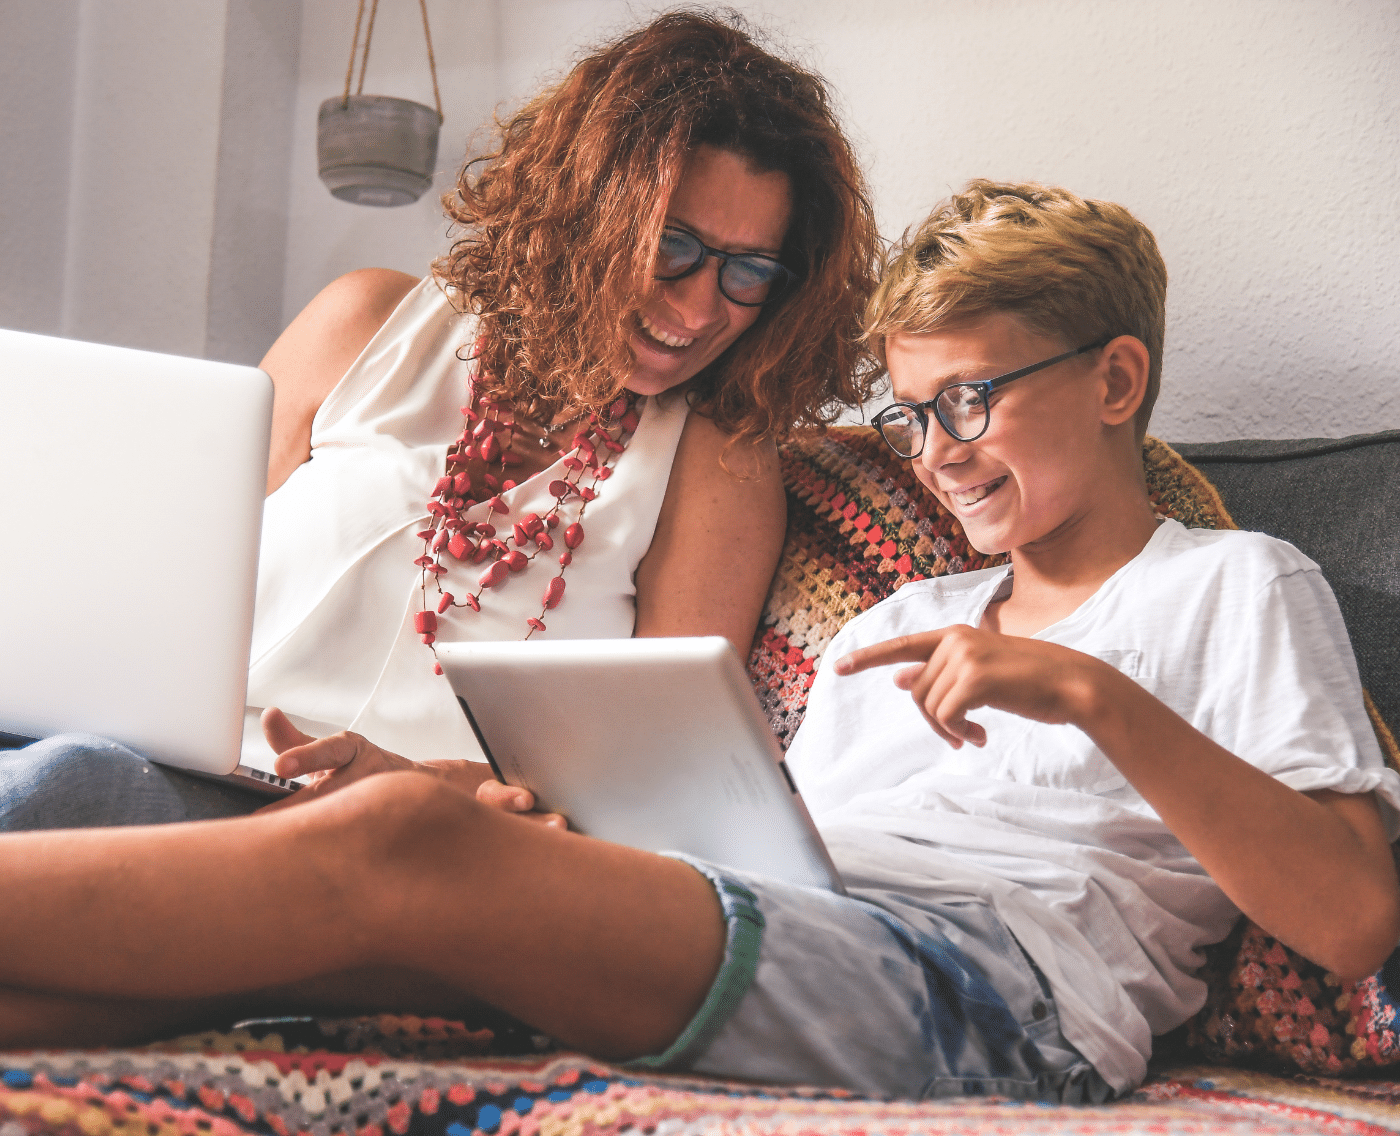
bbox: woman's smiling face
[625,144,793,397]
[885,314,1110,556]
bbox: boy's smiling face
[885,313,1113,557]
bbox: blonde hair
[865,180,1168,435]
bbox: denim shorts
[629,855,1112,1102]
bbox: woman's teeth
[953,476,1007,507]
[639,313,694,348]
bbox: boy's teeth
[953,476,1006,506]
[640,314,694,348]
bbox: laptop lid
[0,328,271,775]
[437,636,845,892]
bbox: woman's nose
[660,256,725,326]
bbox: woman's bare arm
[633,411,786,658]
[262,269,420,495]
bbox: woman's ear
[1099,335,1150,427]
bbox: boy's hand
[834,625,1110,747]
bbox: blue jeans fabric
[647,855,1114,1102]
[0,733,266,831]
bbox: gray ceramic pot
[317,94,440,207]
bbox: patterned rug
[5,1040,1400,1136]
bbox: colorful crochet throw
[6,1039,1400,1136]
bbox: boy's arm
[835,626,1400,982]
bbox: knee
[310,772,481,872]
[295,773,486,939]
[18,732,146,775]
[0,734,155,830]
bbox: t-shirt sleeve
[1219,564,1400,839]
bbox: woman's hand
[258,707,418,808]
[474,781,568,829]
[260,707,566,828]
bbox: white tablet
[435,636,844,892]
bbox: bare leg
[0,967,490,1048]
[0,773,725,1057]
[0,986,235,1047]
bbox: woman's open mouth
[638,312,695,349]
[950,475,1007,508]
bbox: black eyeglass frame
[652,225,799,307]
[873,336,1114,455]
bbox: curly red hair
[434,9,880,442]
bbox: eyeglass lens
[877,386,988,456]
[656,229,784,305]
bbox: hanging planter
[317,0,444,208]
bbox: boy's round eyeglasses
[872,336,1113,457]
[653,226,798,307]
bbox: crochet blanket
[5,1035,1400,1136]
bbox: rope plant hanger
[317,0,444,207]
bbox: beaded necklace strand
[413,381,639,673]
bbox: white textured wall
[58,0,229,358]
[6,2,1397,440]
[284,0,1400,442]
[774,0,1400,440]
[0,0,80,338]
[0,0,300,364]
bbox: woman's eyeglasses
[872,337,1112,457]
[654,226,797,307]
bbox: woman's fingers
[475,781,568,829]
[262,707,364,777]
[476,780,535,812]
[273,733,361,779]
[260,707,315,754]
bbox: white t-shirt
[785,519,1400,1094]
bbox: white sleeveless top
[242,277,689,764]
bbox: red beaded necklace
[413,377,640,673]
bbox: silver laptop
[437,636,845,892]
[0,327,298,795]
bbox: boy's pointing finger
[833,629,950,675]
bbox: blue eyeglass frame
[653,225,799,306]
[874,335,1113,454]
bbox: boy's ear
[1099,335,1150,427]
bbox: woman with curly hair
[1,11,878,826]
[0,10,888,1068]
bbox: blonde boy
[796,179,1400,1091]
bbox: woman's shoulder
[288,269,422,353]
[261,270,423,494]
[264,269,422,378]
